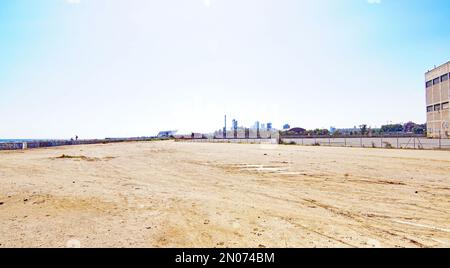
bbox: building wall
[213,129,279,139]
[425,62,450,138]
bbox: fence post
[344,137,347,147]
[380,136,383,148]
[360,137,363,147]
[439,136,441,149]
[397,136,399,149]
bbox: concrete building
[426,61,450,138]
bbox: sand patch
[1,141,449,247]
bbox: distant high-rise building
[261,123,266,130]
[283,124,290,130]
[267,123,273,130]
[254,121,260,130]
[232,119,238,130]
[426,61,449,138]
[223,115,227,139]
[231,119,238,138]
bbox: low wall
[178,138,279,144]
[0,138,149,151]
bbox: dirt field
[0,141,449,248]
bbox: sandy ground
[0,141,449,248]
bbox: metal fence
[177,135,450,150]
[281,136,450,150]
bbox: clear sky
[1,0,449,139]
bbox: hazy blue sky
[1,0,449,138]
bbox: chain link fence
[281,136,450,150]
[178,135,450,150]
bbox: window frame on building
[433,77,440,85]
[434,103,441,111]
[443,102,450,110]
[441,73,449,82]
[427,106,433,112]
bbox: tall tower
[232,119,238,139]
[256,121,261,139]
[223,115,227,139]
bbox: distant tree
[381,124,403,133]
[372,128,383,135]
[332,130,341,137]
[360,124,368,136]
[303,128,329,136]
[402,122,426,135]
[403,122,417,133]
[413,123,426,135]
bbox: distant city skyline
[1,0,449,138]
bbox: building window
[434,104,441,111]
[427,106,433,112]
[426,80,432,87]
[442,73,449,82]
[443,102,449,110]
[433,77,440,85]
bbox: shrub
[383,142,393,149]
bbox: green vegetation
[145,138,170,142]
[360,124,368,136]
[55,154,100,161]
[380,122,426,135]
[383,142,393,149]
[381,124,403,133]
[56,154,89,160]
